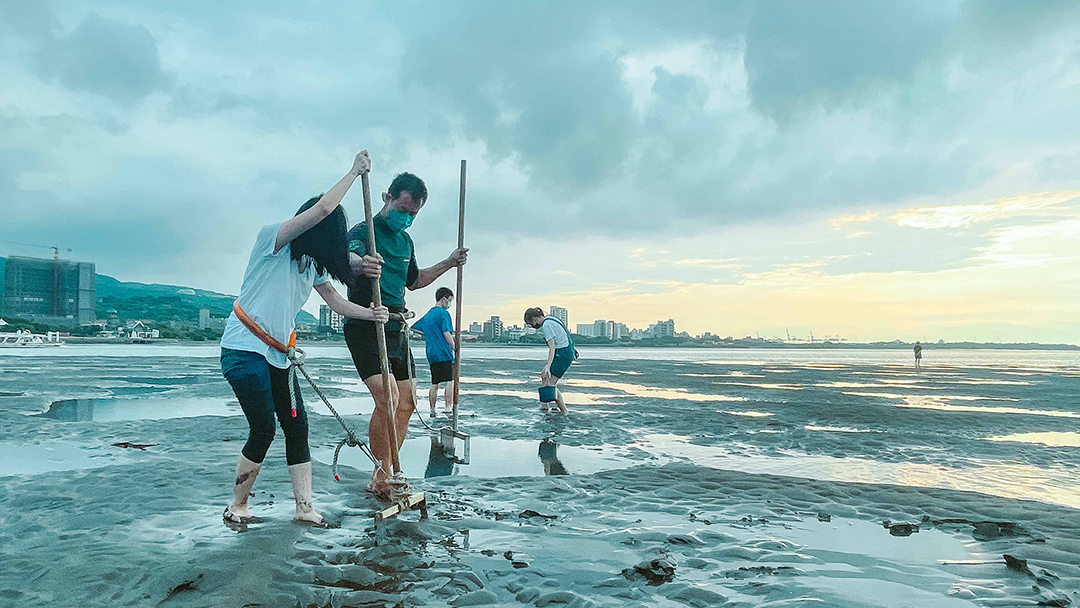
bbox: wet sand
[1,346,1079,607]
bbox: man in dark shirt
[347,171,467,497]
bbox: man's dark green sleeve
[347,223,367,257]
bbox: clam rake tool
[231,300,422,520]
[360,171,428,522]
[286,332,428,522]
[441,159,471,465]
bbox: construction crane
[4,240,71,262]
[3,241,73,316]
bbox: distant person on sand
[345,172,468,499]
[524,307,577,414]
[219,151,388,527]
[914,342,923,372]
[411,287,457,418]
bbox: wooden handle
[452,159,466,432]
[361,172,401,475]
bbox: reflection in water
[712,381,803,391]
[425,436,458,478]
[804,425,880,434]
[643,433,1080,509]
[844,391,1080,418]
[37,398,235,421]
[566,378,745,402]
[458,376,528,385]
[39,399,97,421]
[844,391,1020,402]
[462,388,622,405]
[538,438,568,476]
[986,432,1080,447]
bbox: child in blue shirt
[412,287,456,417]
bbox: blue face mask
[385,208,414,232]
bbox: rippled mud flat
[1,346,1079,607]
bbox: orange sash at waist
[232,300,296,354]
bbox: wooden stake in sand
[361,172,425,520]
[442,159,471,464]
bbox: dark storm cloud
[743,0,951,121]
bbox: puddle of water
[986,432,1080,447]
[640,433,1080,509]
[461,388,623,406]
[804,425,882,434]
[0,442,126,475]
[566,378,745,402]
[313,435,656,480]
[844,391,1020,403]
[459,376,527,385]
[894,398,1080,419]
[713,381,804,390]
[38,398,237,422]
[949,379,1032,386]
[839,391,1079,418]
[682,372,765,378]
[720,410,774,418]
[815,382,879,388]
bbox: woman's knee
[243,427,275,462]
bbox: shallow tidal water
[1,345,1079,607]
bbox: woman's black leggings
[221,348,310,465]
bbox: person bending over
[345,172,468,498]
[219,151,388,526]
[524,307,576,414]
[412,287,457,418]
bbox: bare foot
[223,505,261,526]
[366,481,390,501]
[226,503,253,519]
[294,503,323,525]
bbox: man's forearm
[411,258,455,290]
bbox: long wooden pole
[452,160,466,432]
[361,172,401,475]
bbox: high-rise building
[2,256,96,327]
[592,319,610,338]
[482,315,504,340]
[613,322,628,340]
[199,308,211,330]
[654,319,676,338]
[317,304,344,332]
[469,321,483,334]
[549,306,568,327]
[576,323,595,337]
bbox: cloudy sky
[2,0,1079,342]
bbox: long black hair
[290,195,352,284]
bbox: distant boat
[0,330,65,348]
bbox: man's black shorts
[344,322,415,382]
[429,360,454,385]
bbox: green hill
[1,256,318,326]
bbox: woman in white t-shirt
[220,151,388,527]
